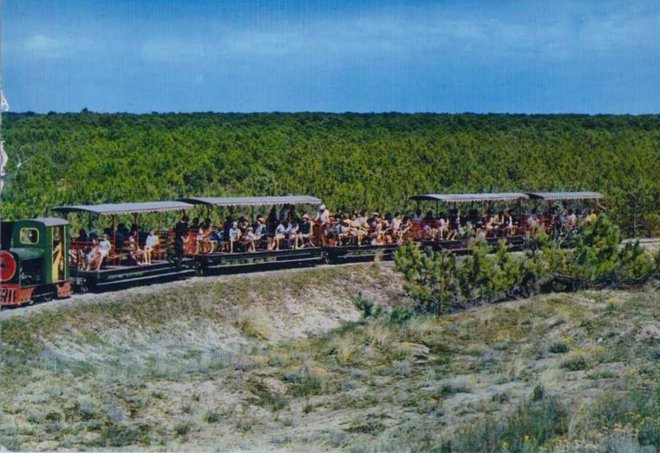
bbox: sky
[2,0,660,114]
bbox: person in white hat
[315,204,329,225]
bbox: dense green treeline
[2,112,658,236]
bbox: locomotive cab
[0,217,72,307]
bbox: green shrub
[548,342,569,354]
[395,215,656,314]
[174,421,191,436]
[203,411,220,424]
[560,355,589,371]
[451,394,568,452]
[282,367,323,397]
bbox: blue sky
[3,0,660,113]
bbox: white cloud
[21,34,87,59]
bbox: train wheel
[34,286,56,303]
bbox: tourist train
[0,191,603,307]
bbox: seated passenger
[527,209,540,234]
[253,216,268,248]
[144,229,159,264]
[505,210,516,236]
[369,213,385,245]
[270,221,287,251]
[412,209,423,222]
[97,234,112,271]
[422,221,438,240]
[125,235,144,266]
[287,220,300,248]
[195,227,206,254]
[585,209,597,225]
[244,227,258,252]
[437,214,448,240]
[390,212,402,242]
[228,221,241,253]
[299,214,313,247]
[85,239,100,271]
[338,218,352,245]
[400,216,413,239]
[566,209,577,230]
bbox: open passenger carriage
[179,195,326,274]
[407,192,530,251]
[51,201,197,292]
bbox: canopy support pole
[112,215,117,248]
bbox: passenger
[97,234,112,271]
[400,216,413,239]
[193,226,204,254]
[223,215,234,238]
[190,217,200,232]
[267,207,279,233]
[527,209,539,234]
[338,217,352,245]
[315,204,330,226]
[270,221,287,251]
[356,210,368,229]
[369,213,384,245]
[422,220,438,241]
[390,212,402,242]
[174,215,190,261]
[485,210,500,237]
[566,209,577,230]
[85,239,100,271]
[77,228,89,243]
[585,209,597,225]
[412,208,423,222]
[505,210,516,236]
[279,204,291,224]
[244,227,258,252]
[299,214,313,247]
[228,221,241,253]
[209,229,222,252]
[423,210,434,225]
[144,229,158,264]
[437,214,448,240]
[287,219,300,248]
[449,207,459,238]
[200,218,214,253]
[254,216,269,248]
[126,235,144,266]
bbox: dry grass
[0,263,657,451]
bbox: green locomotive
[0,217,72,307]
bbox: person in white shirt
[228,222,241,253]
[315,204,330,225]
[144,229,159,264]
[97,235,112,271]
[270,222,287,251]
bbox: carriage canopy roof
[409,193,529,203]
[51,201,194,216]
[526,191,603,200]
[179,196,322,207]
[31,217,70,227]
